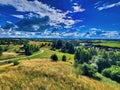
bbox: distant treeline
[0,39,29,45]
[22,44,39,56]
[51,40,75,54]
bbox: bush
[13,61,20,66]
[62,55,67,61]
[92,73,101,80]
[81,63,97,78]
[50,48,56,51]
[102,69,111,77]
[111,71,120,83]
[6,61,13,64]
[51,54,58,62]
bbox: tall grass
[0,59,119,90]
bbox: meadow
[93,40,120,48]
[0,39,120,90]
[0,59,120,90]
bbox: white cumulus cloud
[0,0,75,27]
[73,5,85,12]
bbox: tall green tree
[67,43,75,54]
[74,48,90,64]
[56,40,63,49]
[0,46,3,56]
[94,55,111,72]
[23,44,39,56]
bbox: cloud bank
[0,0,75,27]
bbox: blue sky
[0,0,120,39]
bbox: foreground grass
[0,59,119,90]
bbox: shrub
[102,69,112,77]
[50,48,56,51]
[62,55,67,61]
[111,71,120,83]
[51,54,58,62]
[6,61,13,64]
[13,61,20,66]
[81,63,97,78]
[92,73,101,80]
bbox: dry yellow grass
[0,59,119,90]
[29,41,51,47]
[0,52,19,60]
[3,52,18,56]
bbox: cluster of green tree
[40,43,51,48]
[0,46,3,56]
[76,63,98,79]
[23,44,39,56]
[93,45,120,51]
[51,40,75,54]
[102,66,120,83]
[74,48,97,64]
[74,47,120,82]
[0,39,29,45]
[50,54,67,62]
[0,45,10,56]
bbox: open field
[29,41,52,48]
[0,44,24,60]
[0,59,119,90]
[0,52,19,60]
[93,41,120,48]
[0,45,22,52]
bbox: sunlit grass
[0,59,119,90]
[94,41,120,48]
[30,48,74,64]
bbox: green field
[30,48,74,64]
[94,41,120,48]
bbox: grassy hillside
[0,59,119,90]
[0,40,120,90]
[30,48,74,63]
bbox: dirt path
[0,49,44,63]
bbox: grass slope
[30,48,74,64]
[0,59,119,90]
